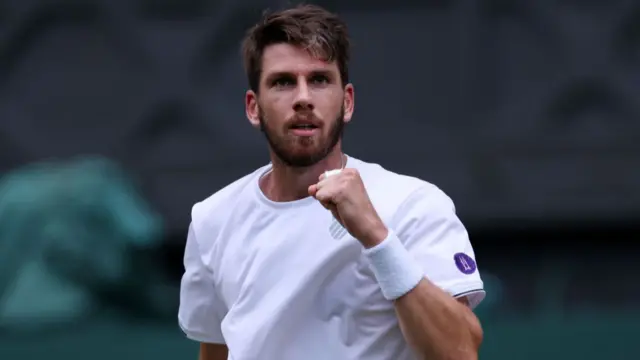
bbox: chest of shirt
[208,203,387,318]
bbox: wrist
[362,230,424,300]
[358,220,388,249]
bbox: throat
[260,152,346,203]
[260,171,314,202]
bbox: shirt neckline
[254,155,351,210]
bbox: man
[179,4,484,360]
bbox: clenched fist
[308,168,388,248]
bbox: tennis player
[179,4,484,360]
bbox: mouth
[289,120,320,136]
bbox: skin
[199,42,482,360]
[247,43,354,202]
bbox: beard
[259,106,345,168]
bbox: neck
[261,146,345,202]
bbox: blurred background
[0,0,638,359]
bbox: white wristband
[362,230,424,300]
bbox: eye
[310,74,330,85]
[272,76,295,88]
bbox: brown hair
[241,4,350,92]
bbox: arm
[199,343,228,360]
[179,224,229,358]
[363,187,485,360]
[394,277,483,360]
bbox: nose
[293,79,314,112]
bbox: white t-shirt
[179,156,485,360]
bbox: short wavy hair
[241,4,351,92]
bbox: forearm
[394,279,483,360]
[199,343,228,360]
[360,227,483,360]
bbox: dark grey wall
[0,0,638,233]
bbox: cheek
[322,91,346,112]
[261,108,287,129]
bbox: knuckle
[340,169,350,177]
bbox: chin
[279,149,329,167]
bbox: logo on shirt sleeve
[453,253,477,275]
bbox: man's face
[245,43,354,167]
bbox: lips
[290,123,318,130]
[288,117,320,136]
[288,117,321,130]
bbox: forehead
[261,43,339,76]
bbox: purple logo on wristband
[454,253,476,275]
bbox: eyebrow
[264,69,335,82]
[308,70,335,79]
[264,71,294,83]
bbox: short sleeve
[178,224,226,344]
[393,186,485,309]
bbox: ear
[343,83,355,123]
[245,90,260,128]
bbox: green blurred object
[0,156,167,331]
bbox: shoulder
[350,156,455,218]
[190,165,268,241]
